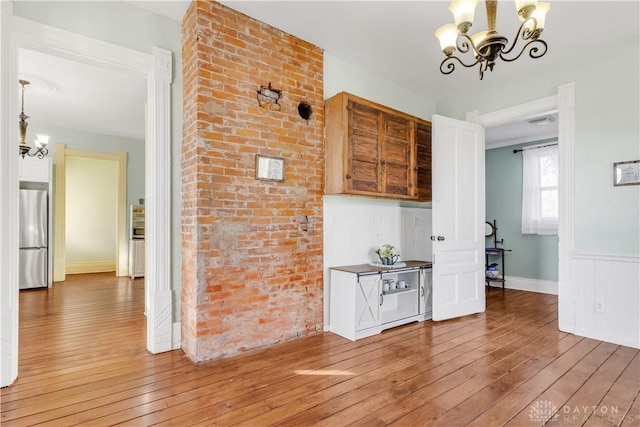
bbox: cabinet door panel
[349,101,381,192]
[351,160,379,192]
[355,275,381,330]
[416,123,432,201]
[383,115,412,196]
[385,165,410,195]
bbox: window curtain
[522,145,558,235]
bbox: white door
[431,115,485,321]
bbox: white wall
[324,53,437,121]
[65,157,117,271]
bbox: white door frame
[466,83,576,333]
[1,9,175,387]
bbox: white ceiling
[19,49,146,141]
[18,1,639,144]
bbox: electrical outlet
[595,301,605,313]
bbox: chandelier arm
[36,148,48,159]
[25,147,48,159]
[439,54,481,75]
[455,33,477,56]
[500,18,541,56]
[500,39,548,63]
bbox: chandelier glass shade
[19,79,49,159]
[435,0,550,80]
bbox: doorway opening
[469,83,576,335]
[2,14,174,387]
[484,113,559,294]
[53,146,128,280]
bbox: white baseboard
[172,321,181,349]
[491,275,558,295]
[66,260,116,275]
[574,327,640,349]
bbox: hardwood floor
[1,273,638,426]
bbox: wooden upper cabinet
[324,92,431,201]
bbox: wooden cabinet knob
[346,174,352,179]
[380,160,386,165]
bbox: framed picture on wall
[613,160,640,186]
[256,154,285,182]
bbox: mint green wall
[486,141,558,281]
[13,1,183,320]
[438,34,640,256]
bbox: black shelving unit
[485,219,511,290]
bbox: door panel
[19,248,47,289]
[431,115,485,321]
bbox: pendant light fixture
[435,0,550,80]
[18,79,49,159]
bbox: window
[521,144,558,235]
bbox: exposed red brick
[181,0,324,363]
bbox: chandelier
[435,0,550,80]
[18,79,49,159]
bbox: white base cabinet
[330,261,432,341]
[129,239,145,279]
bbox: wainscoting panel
[573,252,640,349]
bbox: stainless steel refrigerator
[19,189,48,289]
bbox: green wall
[486,141,559,281]
[437,33,640,256]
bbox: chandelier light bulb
[449,0,480,33]
[526,2,550,31]
[435,23,460,55]
[35,133,50,148]
[470,31,490,54]
[516,0,538,20]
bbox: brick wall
[181,1,324,362]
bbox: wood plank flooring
[1,273,639,426]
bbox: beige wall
[65,157,117,270]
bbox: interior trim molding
[53,144,66,282]
[0,1,20,387]
[573,251,640,263]
[66,260,116,275]
[468,83,576,333]
[53,145,127,280]
[494,276,558,295]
